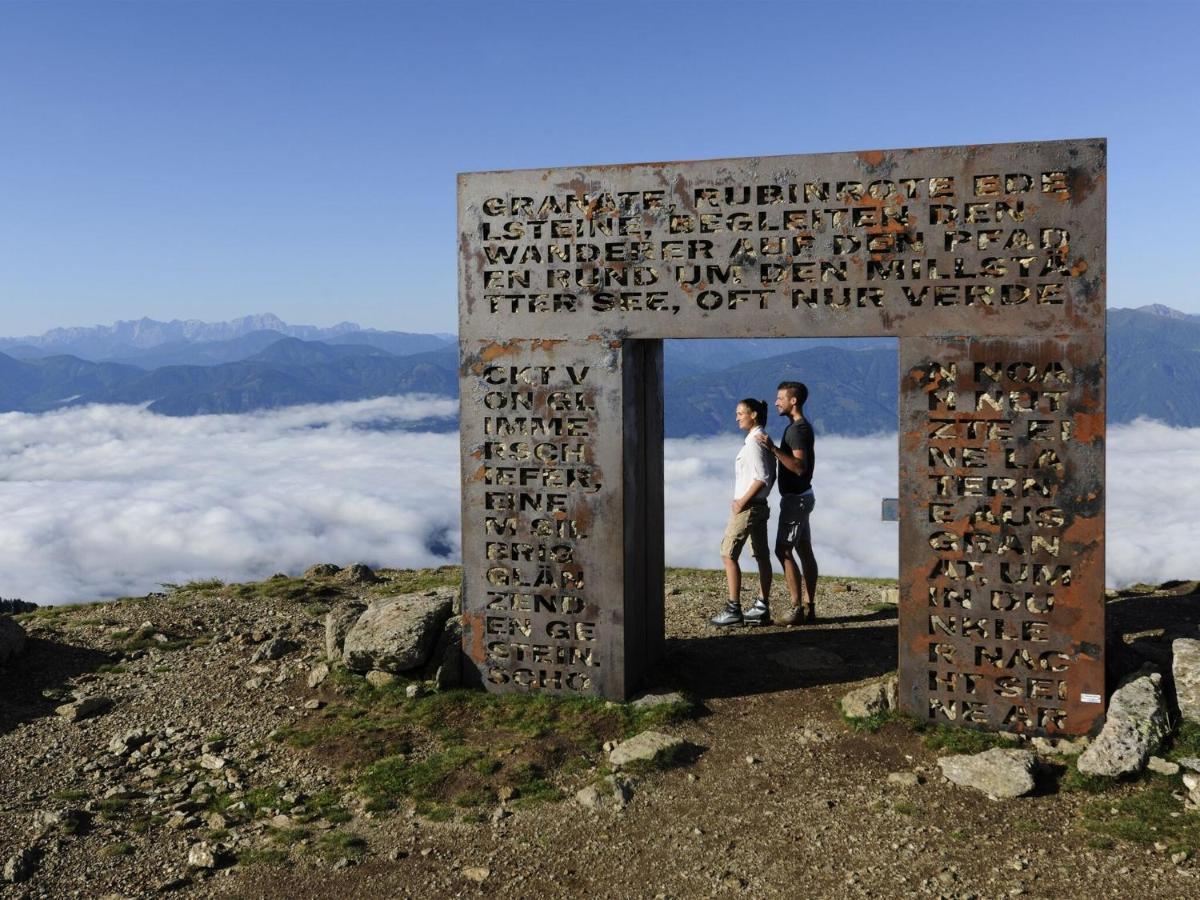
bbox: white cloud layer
[0,403,1195,605]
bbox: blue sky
[2,0,1198,336]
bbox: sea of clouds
[0,399,1195,604]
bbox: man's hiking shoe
[778,606,804,627]
[742,598,771,626]
[710,602,743,627]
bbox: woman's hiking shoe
[710,602,743,627]
[742,598,771,626]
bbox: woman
[710,398,776,627]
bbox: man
[756,381,818,625]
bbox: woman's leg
[722,554,741,602]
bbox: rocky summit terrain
[2,568,1200,899]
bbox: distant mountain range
[0,307,1197,435]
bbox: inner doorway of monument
[628,336,902,683]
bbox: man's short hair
[777,381,808,407]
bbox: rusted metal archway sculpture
[458,140,1105,736]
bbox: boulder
[325,603,366,661]
[337,563,379,585]
[250,637,300,663]
[1172,638,1200,723]
[423,616,463,689]
[304,563,341,578]
[1077,670,1170,777]
[574,774,634,811]
[608,731,686,769]
[840,676,898,719]
[938,748,1037,800]
[342,590,455,674]
[0,616,26,665]
[55,696,113,722]
[187,841,220,869]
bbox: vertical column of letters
[913,349,1085,732]
[475,358,603,693]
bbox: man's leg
[776,544,802,609]
[797,537,819,616]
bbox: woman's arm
[732,479,766,514]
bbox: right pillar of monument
[897,333,1105,736]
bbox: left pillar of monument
[459,337,664,699]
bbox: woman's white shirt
[734,426,776,500]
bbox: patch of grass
[184,578,224,591]
[284,682,699,820]
[377,565,461,594]
[844,709,897,733]
[893,801,918,816]
[96,796,133,819]
[1059,759,1118,794]
[236,847,290,867]
[1167,721,1200,761]
[315,830,366,860]
[360,745,480,814]
[1080,783,1200,850]
[100,842,134,858]
[917,723,1016,755]
[95,663,127,674]
[53,789,89,802]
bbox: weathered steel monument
[458,140,1106,736]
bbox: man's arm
[755,431,806,476]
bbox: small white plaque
[1081,692,1102,704]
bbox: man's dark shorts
[775,490,815,551]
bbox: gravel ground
[2,569,1198,899]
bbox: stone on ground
[1172,639,1200,723]
[630,691,686,710]
[574,774,634,810]
[1077,671,1169,777]
[324,603,366,661]
[938,748,1037,800]
[304,563,341,578]
[3,848,36,883]
[54,696,113,722]
[608,731,686,769]
[187,842,219,869]
[0,616,26,665]
[307,661,330,688]
[343,590,455,673]
[1148,756,1181,776]
[423,615,463,689]
[840,676,898,719]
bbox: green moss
[893,801,918,816]
[101,842,134,858]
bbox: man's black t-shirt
[777,419,815,494]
